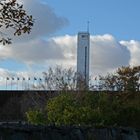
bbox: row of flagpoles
[5,77,46,81]
[4,77,47,90]
[1,76,102,91]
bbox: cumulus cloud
[4,0,69,42]
[120,40,140,66]
[0,68,11,78]
[0,34,131,76]
[0,35,76,65]
[91,34,130,75]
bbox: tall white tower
[77,32,90,88]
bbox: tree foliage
[46,93,118,126]
[26,92,140,128]
[26,108,46,125]
[0,0,34,45]
[102,66,140,92]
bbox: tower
[77,32,90,89]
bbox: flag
[6,77,9,80]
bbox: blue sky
[0,0,140,89]
[46,0,140,40]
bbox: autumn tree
[102,66,140,92]
[0,0,34,45]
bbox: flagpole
[6,78,8,90]
[39,78,42,90]
[22,78,23,90]
[17,77,19,90]
[11,78,12,90]
[22,77,25,90]
[28,77,30,90]
[45,77,47,90]
[17,78,18,90]
[34,77,37,90]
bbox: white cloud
[120,40,140,66]
[0,35,76,65]
[91,34,130,75]
[0,34,131,76]
[0,68,11,78]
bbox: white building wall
[77,32,90,86]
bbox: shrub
[26,92,140,128]
[117,105,140,128]
[26,109,46,125]
[46,92,119,126]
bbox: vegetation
[26,108,46,125]
[101,65,140,92]
[42,65,140,92]
[25,65,140,128]
[0,0,34,45]
[26,92,140,128]
[42,66,77,91]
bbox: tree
[0,0,34,45]
[102,66,140,92]
[26,92,140,128]
[27,93,101,126]
[42,66,91,91]
[43,66,77,91]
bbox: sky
[0,0,140,89]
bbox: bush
[26,109,46,125]
[117,105,140,128]
[46,92,119,126]
[26,92,140,128]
